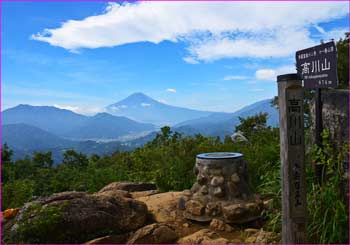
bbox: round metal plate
[196,152,243,159]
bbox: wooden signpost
[296,41,338,183]
[278,41,338,243]
[278,74,307,244]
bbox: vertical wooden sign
[277,74,307,244]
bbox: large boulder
[98,181,157,193]
[127,223,178,244]
[136,192,184,223]
[3,191,148,244]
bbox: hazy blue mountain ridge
[172,99,278,138]
[2,104,87,136]
[2,105,156,141]
[106,92,213,126]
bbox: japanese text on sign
[296,41,338,89]
[288,98,302,146]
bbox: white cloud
[322,27,349,41]
[183,57,199,64]
[140,102,151,107]
[166,88,177,93]
[53,104,80,111]
[255,69,276,81]
[109,105,128,111]
[31,1,347,61]
[315,24,326,34]
[157,99,167,104]
[53,104,105,115]
[223,75,250,81]
[255,65,296,81]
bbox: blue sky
[2,1,349,114]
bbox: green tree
[1,144,14,183]
[32,151,54,168]
[62,149,88,168]
[235,112,268,138]
[2,179,35,210]
[1,144,13,163]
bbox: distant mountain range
[3,104,87,136]
[173,99,278,138]
[106,92,213,126]
[3,104,156,141]
[2,92,278,162]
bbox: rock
[224,224,233,232]
[205,202,221,217]
[197,174,207,185]
[210,218,233,232]
[200,185,209,194]
[246,202,258,212]
[85,234,127,244]
[202,237,229,244]
[231,173,240,183]
[211,176,224,187]
[213,187,224,197]
[185,200,205,216]
[255,230,279,243]
[182,223,189,228]
[130,190,160,199]
[95,189,131,199]
[3,191,148,244]
[191,183,201,193]
[98,181,157,193]
[177,196,189,210]
[209,168,223,176]
[245,236,257,243]
[136,192,183,223]
[222,203,246,222]
[210,219,226,231]
[182,190,192,196]
[244,228,260,234]
[227,182,239,197]
[231,238,242,243]
[127,223,178,244]
[243,229,280,244]
[178,229,228,244]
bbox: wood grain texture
[278,76,307,244]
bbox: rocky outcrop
[98,181,157,193]
[178,229,229,244]
[209,218,233,232]
[127,223,178,244]
[244,228,281,243]
[3,191,148,244]
[136,192,184,223]
[2,181,281,244]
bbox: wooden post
[277,74,307,244]
[314,88,324,184]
